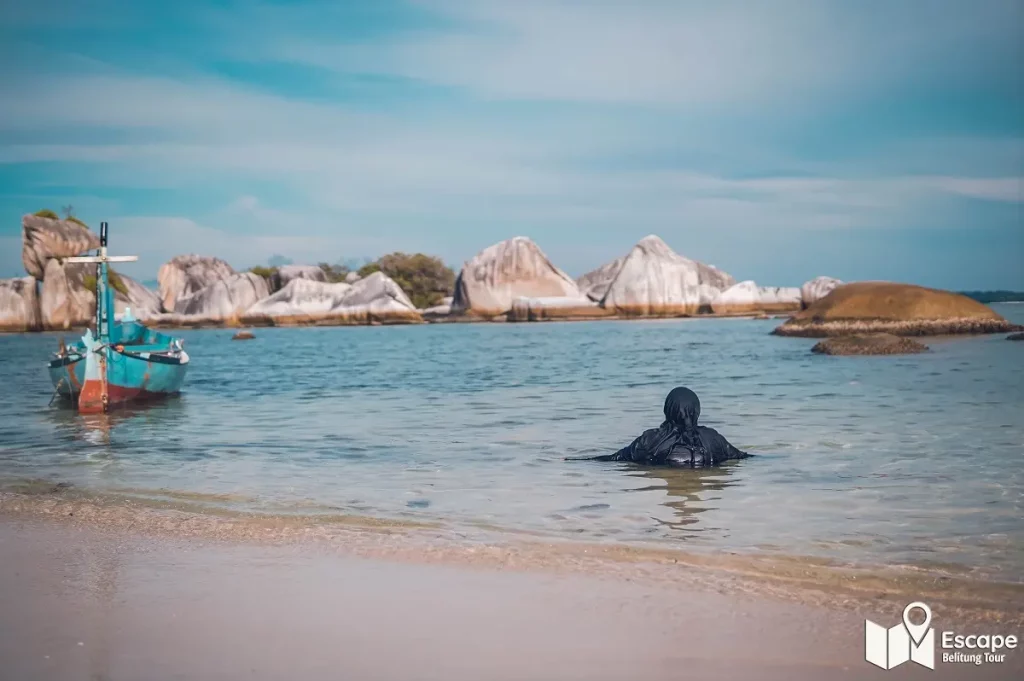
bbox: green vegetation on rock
[65,215,88,227]
[83,268,129,296]
[318,263,350,283]
[248,265,279,279]
[358,252,455,309]
[34,209,60,219]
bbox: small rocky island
[811,334,929,356]
[773,281,1018,338]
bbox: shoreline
[3,487,1022,627]
[0,309,797,334]
[3,495,1021,680]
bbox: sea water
[1,306,1022,581]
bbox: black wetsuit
[580,387,750,467]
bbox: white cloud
[268,0,1022,106]
[920,177,1024,203]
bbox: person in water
[575,387,750,467]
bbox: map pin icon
[903,602,932,646]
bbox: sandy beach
[2,492,1021,681]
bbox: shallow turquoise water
[2,306,1022,580]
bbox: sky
[0,0,1022,289]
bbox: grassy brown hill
[773,282,1018,337]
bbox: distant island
[959,291,1024,304]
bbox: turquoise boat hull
[48,318,189,412]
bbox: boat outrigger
[48,222,189,414]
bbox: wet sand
[2,494,1022,680]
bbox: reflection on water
[627,465,741,531]
[1,305,1023,581]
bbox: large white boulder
[242,278,353,323]
[710,280,762,315]
[576,256,625,303]
[21,214,100,279]
[241,272,420,325]
[40,260,94,330]
[507,296,612,322]
[0,276,41,332]
[173,272,270,322]
[329,271,421,324]
[599,235,735,316]
[801,276,843,309]
[711,281,803,315]
[115,275,164,321]
[158,254,235,312]
[758,286,803,312]
[451,237,580,317]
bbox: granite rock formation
[241,272,420,325]
[507,296,612,322]
[757,286,803,312]
[158,255,235,312]
[40,260,95,330]
[21,214,100,279]
[0,277,41,332]
[600,235,735,316]
[800,276,843,309]
[576,256,625,303]
[172,272,270,322]
[451,237,580,317]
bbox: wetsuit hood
[663,386,700,431]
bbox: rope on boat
[48,378,65,406]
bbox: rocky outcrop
[0,277,41,332]
[451,237,580,317]
[241,279,353,324]
[270,264,326,292]
[21,214,100,279]
[599,235,735,317]
[507,296,613,322]
[811,334,929,356]
[709,281,800,316]
[344,271,362,284]
[115,274,164,321]
[1007,332,1024,341]
[801,276,843,309]
[40,260,94,330]
[173,272,270,322]
[710,281,762,315]
[39,260,164,329]
[420,296,454,319]
[576,256,625,302]
[757,286,802,312]
[774,282,1016,337]
[327,272,422,324]
[157,255,235,311]
[241,272,420,326]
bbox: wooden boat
[47,222,190,413]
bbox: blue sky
[1,0,1021,288]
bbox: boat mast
[65,222,138,342]
[97,222,111,340]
